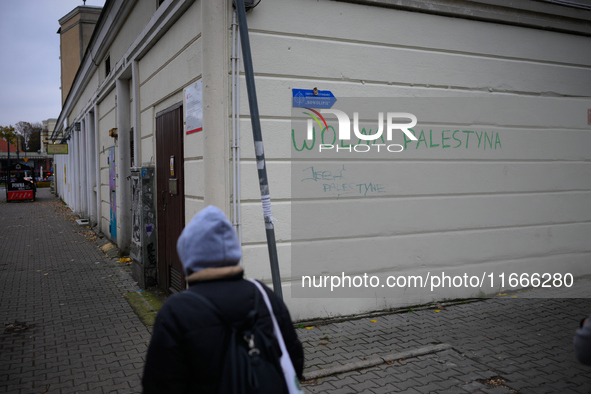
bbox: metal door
[155,103,186,292]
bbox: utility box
[130,167,157,289]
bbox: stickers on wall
[185,80,203,135]
[145,224,154,238]
[292,88,336,109]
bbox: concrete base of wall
[131,260,157,289]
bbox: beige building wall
[89,1,158,241]
[139,2,204,219]
[58,6,101,105]
[41,119,57,153]
[53,0,591,320]
[236,0,591,320]
[98,89,117,238]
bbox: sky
[0,0,106,128]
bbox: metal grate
[169,266,182,293]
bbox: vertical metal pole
[235,0,283,299]
[6,137,10,200]
[16,137,21,177]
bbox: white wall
[138,1,204,223]
[237,0,591,320]
[97,88,117,238]
[63,0,158,238]
[57,0,591,320]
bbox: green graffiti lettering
[403,129,417,150]
[462,130,474,148]
[429,130,440,148]
[416,129,427,149]
[484,132,493,150]
[495,133,502,149]
[292,128,315,151]
[442,130,451,149]
[452,130,462,148]
[475,131,483,148]
[362,128,386,145]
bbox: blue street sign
[292,89,337,109]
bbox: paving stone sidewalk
[298,282,591,393]
[0,189,152,393]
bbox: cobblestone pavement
[2,189,591,393]
[0,189,151,393]
[298,285,591,393]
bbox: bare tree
[14,121,31,151]
[29,122,42,152]
[14,121,42,152]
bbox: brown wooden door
[156,103,186,293]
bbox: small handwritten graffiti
[301,165,386,198]
[147,242,157,267]
[322,182,385,196]
[301,165,346,182]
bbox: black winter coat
[142,271,304,393]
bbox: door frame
[155,102,186,292]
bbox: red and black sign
[8,190,34,201]
[5,163,36,202]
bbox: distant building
[57,5,101,106]
[0,139,22,154]
[52,0,591,320]
[41,119,57,154]
[0,139,22,176]
[0,138,49,181]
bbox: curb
[294,299,484,329]
[303,343,452,380]
[97,238,119,258]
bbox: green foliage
[1,122,42,152]
[0,125,15,138]
[0,125,17,147]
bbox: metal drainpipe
[73,129,79,213]
[236,28,242,250]
[132,61,140,168]
[231,12,243,256]
[94,104,101,233]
